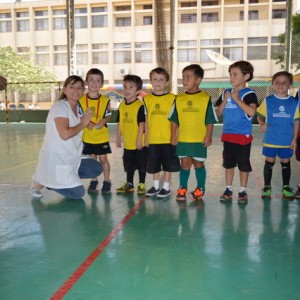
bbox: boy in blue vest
[257,72,299,199]
[215,61,258,204]
[295,89,300,199]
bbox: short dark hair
[149,67,170,81]
[59,75,84,100]
[86,68,104,83]
[123,74,143,90]
[182,64,204,79]
[228,61,254,82]
[272,71,293,85]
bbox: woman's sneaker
[261,185,272,198]
[220,188,233,203]
[282,185,294,199]
[88,180,98,193]
[116,182,134,193]
[31,186,43,198]
[146,186,159,196]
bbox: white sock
[239,187,246,193]
[226,186,233,191]
[154,180,160,190]
[162,182,170,191]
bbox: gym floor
[0,123,300,300]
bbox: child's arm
[144,116,149,147]
[116,122,122,148]
[231,89,257,117]
[96,115,111,129]
[203,124,213,147]
[215,91,230,118]
[170,121,178,145]
[292,120,300,149]
[136,122,145,150]
[257,115,268,133]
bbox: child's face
[123,81,140,102]
[272,75,292,97]
[229,67,249,89]
[150,72,168,94]
[182,70,202,93]
[86,74,103,92]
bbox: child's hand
[116,138,122,148]
[171,136,178,145]
[259,123,268,133]
[96,119,105,129]
[224,90,231,102]
[136,139,142,150]
[144,137,149,147]
[87,122,94,130]
[203,136,212,147]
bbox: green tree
[0,46,57,94]
[276,14,300,71]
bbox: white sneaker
[31,187,43,198]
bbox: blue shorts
[262,146,293,159]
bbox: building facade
[0,0,298,97]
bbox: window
[143,5,152,9]
[114,51,131,63]
[17,47,30,59]
[135,50,152,63]
[200,39,220,46]
[248,37,268,44]
[75,16,87,28]
[223,38,243,45]
[181,1,197,7]
[202,13,218,22]
[0,21,11,32]
[92,15,108,27]
[271,36,280,43]
[116,6,131,11]
[272,9,286,19]
[115,43,131,49]
[75,8,87,14]
[178,40,197,47]
[247,46,267,60]
[240,0,258,3]
[202,1,218,5]
[181,14,197,23]
[249,10,258,20]
[35,46,49,65]
[200,48,220,62]
[54,45,67,65]
[116,17,131,26]
[92,43,109,64]
[35,19,48,31]
[16,12,29,18]
[76,53,88,65]
[91,7,107,13]
[135,42,152,48]
[271,45,284,59]
[17,20,29,31]
[143,16,152,25]
[53,18,66,30]
[35,10,48,17]
[178,49,197,62]
[0,13,11,18]
[223,47,243,61]
[53,9,66,15]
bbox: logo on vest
[273,106,291,118]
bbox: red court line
[50,197,146,300]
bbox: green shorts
[176,142,207,161]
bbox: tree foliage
[0,46,57,94]
[276,14,300,71]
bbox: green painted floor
[0,124,300,300]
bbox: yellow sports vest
[176,91,211,143]
[118,99,145,150]
[79,94,110,144]
[144,93,176,144]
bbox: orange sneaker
[176,187,187,201]
[189,188,203,201]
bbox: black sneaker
[101,180,111,193]
[88,180,98,193]
[146,186,159,196]
[238,191,248,204]
[156,188,171,198]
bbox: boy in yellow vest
[169,64,218,201]
[144,67,179,198]
[116,74,148,194]
[79,68,112,193]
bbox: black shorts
[123,147,148,172]
[147,144,180,174]
[82,142,112,155]
[222,141,252,172]
[296,136,300,161]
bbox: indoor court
[1,123,300,300]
